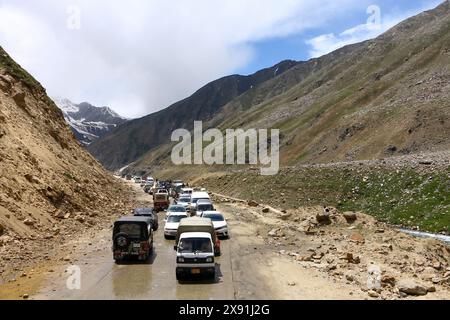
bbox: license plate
[191,269,201,274]
[132,243,141,248]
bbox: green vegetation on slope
[0,46,42,91]
[201,166,450,233]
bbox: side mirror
[173,245,178,251]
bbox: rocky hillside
[216,1,450,166]
[112,1,449,174]
[53,97,127,146]
[197,151,449,234]
[87,60,299,169]
[0,46,132,277]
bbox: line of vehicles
[112,176,229,281]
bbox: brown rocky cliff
[0,46,131,243]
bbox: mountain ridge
[53,97,127,145]
[87,59,300,169]
[89,1,449,173]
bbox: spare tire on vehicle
[114,232,130,249]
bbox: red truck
[153,189,170,212]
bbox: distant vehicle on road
[134,177,142,184]
[180,188,193,196]
[164,212,188,239]
[188,191,211,215]
[171,180,185,197]
[195,199,214,217]
[175,196,191,209]
[143,183,153,194]
[133,207,159,231]
[200,211,229,238]
[112,216,154,262]
[153,190,170,212]
[165,204,188,220]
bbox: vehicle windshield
[169,206,186,212]
[117,223,142,238]
[203,214,224,221]
[167,215,186,223]
[134,208,152,215]
[178,198,190,203]
[178,238,212,254]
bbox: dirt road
[33,182,235,300]
[4,180,448,300]
[28,181,368,300]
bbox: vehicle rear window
[198,204,214,211]
[167,215,187,223]
[169,206,186,212]
[192,198,209,204]
[117,223,142,237]
[204,214,224,221]
[134,208,152,215]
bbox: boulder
[342,252,361,264]
[343,212,357,223]
[316,212,331,225]
[381,275,396,287]
[248,200,259,207]
[23,219,34,226]
[280,212,292,221]
[262,208,270,213]
[397,279,428,296]
[0,235,13,245]
[349,233,365,243]
[268,229,279,237]
[75,215,85,223]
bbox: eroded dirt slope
[0,46,132,283]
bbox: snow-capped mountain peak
[52,97,127,146]
[53,97,79,113]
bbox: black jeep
[112,216,154,262]
[133,207,159,231]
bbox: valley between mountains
[0,1,449,301]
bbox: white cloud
[305,1,443,58]
[0,0,361,118]
[305,22,391,58]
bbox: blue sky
[0,0,444,117]
[238,0,442,75]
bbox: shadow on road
[114,250,158,265]
[178,263,223,285]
